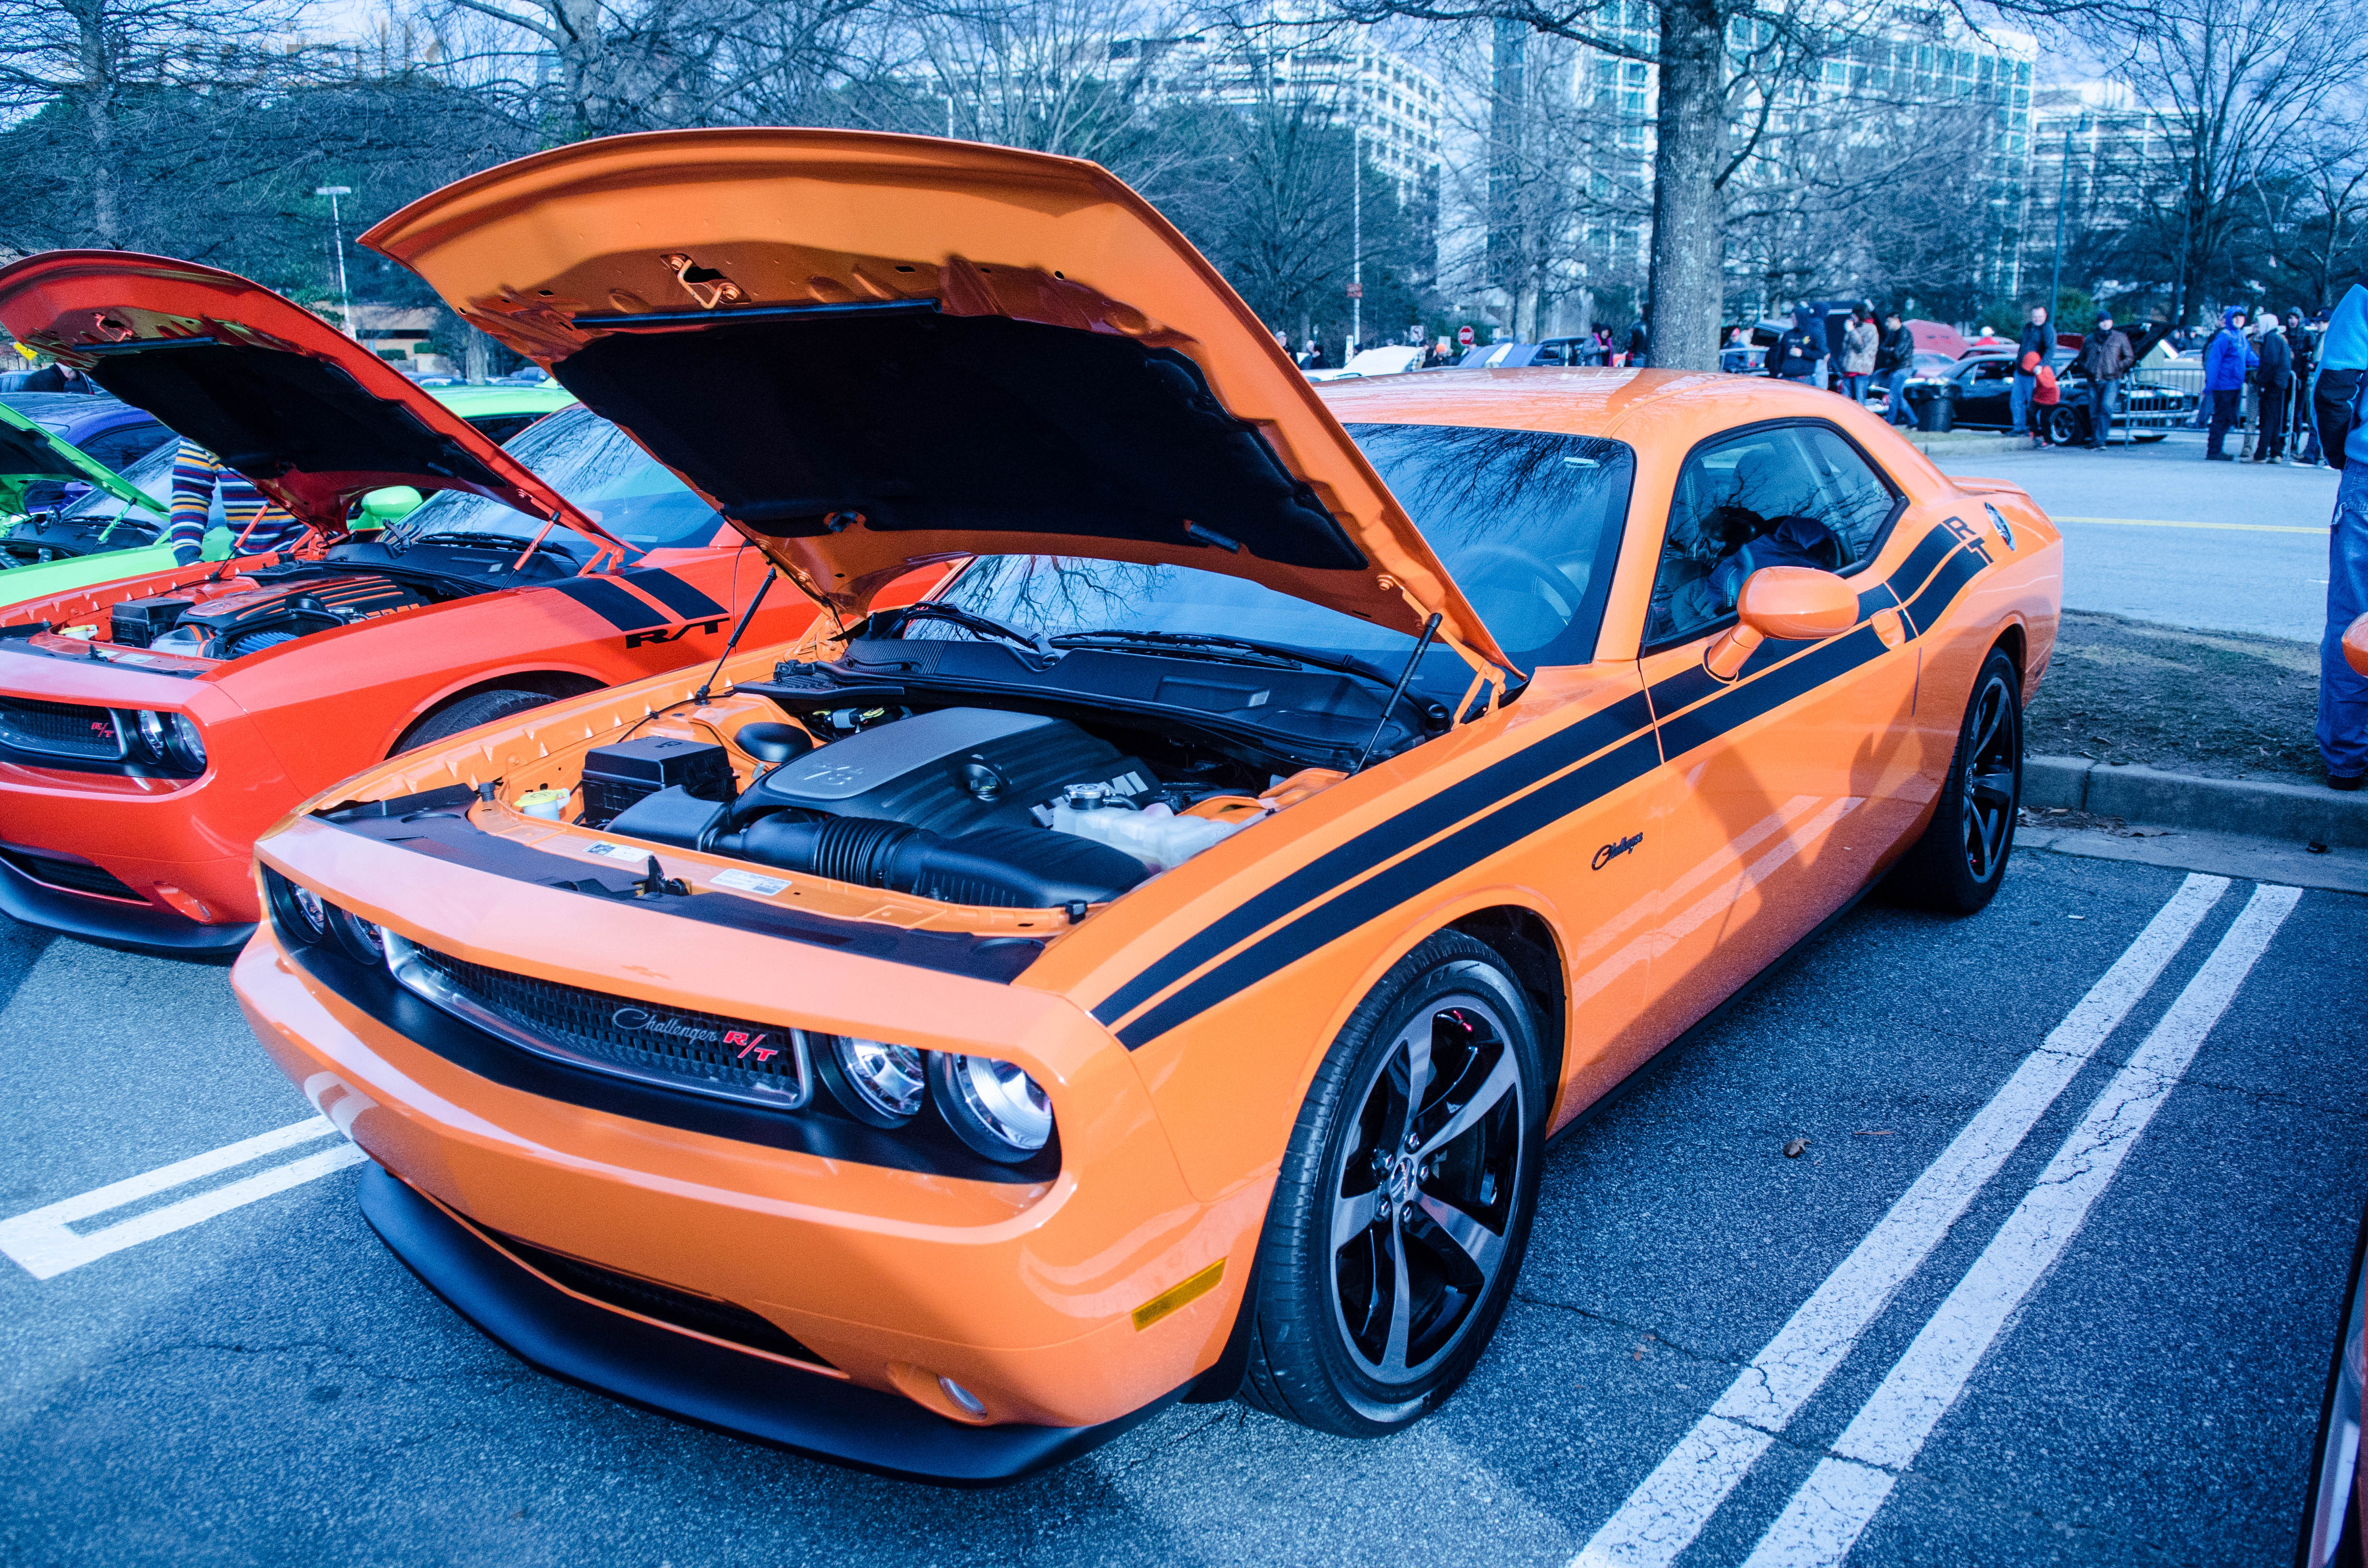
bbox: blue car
[0,393,175,511]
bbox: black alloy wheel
[2046,405,2084,446]
[1885,646,2023,913]
[1239,931,1545,1435]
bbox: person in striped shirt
[167,441,307,565]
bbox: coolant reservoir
[1050,784,1246,873]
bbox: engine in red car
[108,572,432,661]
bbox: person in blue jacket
[2203,306,2257,460]
[2314,272,2368,788]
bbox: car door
[1631,421,1924,1040]
[1959,360,2014,427]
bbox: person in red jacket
[2023,350,2060,448]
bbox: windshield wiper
[871,601,1053,660]
[1049,628,1401,689]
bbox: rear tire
[397,688,560,753]
[1885,647,2023,913]
[1238,931,1545,1436]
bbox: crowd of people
[2200,305,2332,466]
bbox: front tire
[1885,646,2023,913]
[397,688,560,753]
[1239,932,1545,1436]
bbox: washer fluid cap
[518,787,571,821]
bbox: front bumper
[0,845,254,955]
[360,1162,1185,1485]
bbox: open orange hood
[0,251,618,550]
[362,128,1508,665]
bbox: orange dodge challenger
[234,130,2062,1482]
[0,254,827,953]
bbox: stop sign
[1456,325,1475,346]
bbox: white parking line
[1739,880,2302,1567]
[0,1115,365,1281]
[1571,871,2233,1568]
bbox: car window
[1972,360,2013,382]
[933,424,1638,679]
[81,420,171,473]
[390,404,724,554]
[1643,423,1895,649]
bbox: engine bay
[530,699,1341,914]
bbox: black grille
[403,942,809,1105]
[0,696,121,760]
[0,849,141,901]
[488,1227,831,1365]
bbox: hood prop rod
[1351,612,1441,774]
[689,564,777,707]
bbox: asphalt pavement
[4,850,2360,1567]
[1933,434,2341,643]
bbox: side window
[1643,425,1890,649]
[85,421,170,473]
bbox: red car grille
[0,696,121,760]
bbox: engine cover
[746,707,1147,836]
[144,573,427,660]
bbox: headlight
[134,709,168,761]
[326,906,385,966]
[931,1052,1053,1163]
[165,713,205,772]
[816,1033,927,1127]
[264,867,329,944]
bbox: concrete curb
[2024,755,2368,848]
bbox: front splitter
[357,1163,1184,1486]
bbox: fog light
[817,1034,926,1127]
[930,1052,1052,1163]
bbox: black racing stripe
[1899,548,1985,635]
[1116,734,1663,1050]
[545,576,668,633]
[1649,662,1723,718]
[1855,581,1902,621]
[1889,527,1961,604]
[620,567,728,622]
[1656,625,1891,760]
[1088,690,1655,1030]
[1737,635,1821,681]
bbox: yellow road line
[2052,514,2325,536]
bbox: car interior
[1644,423,1899,648]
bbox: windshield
[926,423,1634,680]
[53,440,173,529]
[390,404,723,553]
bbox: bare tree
[2082,0,2368,323]
[0,0,306,250]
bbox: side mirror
[1704,566,1858,681]
[2344,612,2368,678]
[357,485,424,528]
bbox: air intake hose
[731,812,1147,908]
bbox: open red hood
[0,251,620,551]
[361,128,1508,666]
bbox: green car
[0,379,576,610]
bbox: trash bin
[1915,383,1957,433]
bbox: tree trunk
[1645,0,1726,370]
[70,0,119,247]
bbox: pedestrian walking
[2203,306,2256,461]
[167,440,304,568]
[2023,351,2060,448]
[2313,269,2368,789]
[2252,316,2293,464]
[2072,314,2134,448]
[1839,308,1877,402]
[1873,310,1917,425]
[1625,317,1650,369]
[2010,305,2052,437]
[1767,308,1822,382]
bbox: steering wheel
[1453,543,1575,621]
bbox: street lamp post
[1350,111,1363,357]
[315,185,354,336]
